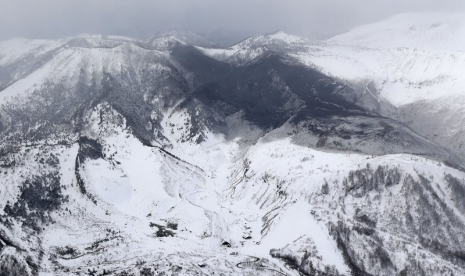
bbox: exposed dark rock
[77,136,103,161]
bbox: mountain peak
[265,30,307,42]
[151,30,215,47]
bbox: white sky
[0,0,464,40]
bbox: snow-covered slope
[1,22,465,275]
[291,13,465,157]
[328,12,465,51]
[2,105,465,275]
[294,13,465,106]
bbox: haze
[1,0,464,41]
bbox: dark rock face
[171,46,368,130]
[74,136,105,203]
[77,136,103,161]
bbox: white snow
[291,13,465,107]
[329,13,465,52]
[261,201,348,272]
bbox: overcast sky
[1,0,464,40]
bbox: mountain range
[1,12,465,276]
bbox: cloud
[0,0,464,40]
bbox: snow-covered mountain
[197,31,310,66]
[290,13,465,158]
[1,14,465,276]
[328,12,465,51]
[151,30,216,48]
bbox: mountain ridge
[1,14,465,275]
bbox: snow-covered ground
[1,14,465,275]
[3,95,464,274]
[21,116,465,275]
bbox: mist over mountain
[1,7,465,276]
[1,0,465,40]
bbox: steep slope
[171,45,464,169]
[0,37,188,147]
[291,13,465,157]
